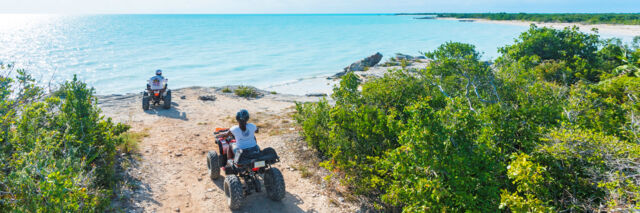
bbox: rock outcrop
[305,93,327,97]
[328,52,383,79]
[394,53,426,61]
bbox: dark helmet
[236,109,250,123]
[156,69,162,76]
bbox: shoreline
[99,56,431,98]
[96,18,638,98]
[436,17,640,38]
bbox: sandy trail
[99,87,352,213]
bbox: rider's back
[230,124,258,150]
[149,76,166,90]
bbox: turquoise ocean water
[0,14,631,95]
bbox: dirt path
[99,87,353,213]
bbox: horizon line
[1,12,639,15]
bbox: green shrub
[118,130,149,154]
[234,86,260,98]
[222,87,232,93]
[0,70,128,211]
[294,26,640,212]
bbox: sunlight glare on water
[5,14,625,95]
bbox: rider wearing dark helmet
[226,109,260,160]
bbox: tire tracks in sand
[100,87,354,213]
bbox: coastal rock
[306,93,327,97]
[198,95,216,101]
[395,53,414,60]
[414,16,436,20]
[329,52,382,79]
[395,53,426,60]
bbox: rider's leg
[216,139,226,166]
[228,143,237,161]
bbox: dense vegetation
[295,25,640,212]
[400,13,640,25]
[0,67,129,211]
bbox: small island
[398,12,640,25]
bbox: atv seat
[236,147,279,166]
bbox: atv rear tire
[162,90,171,109]
[206,151,220,180]
[224,175,244,210]
[142,93,150,110]
[264,167,285,201]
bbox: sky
[1,0,639,14]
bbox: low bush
[294,26,640,212]
[0,68,129,211]
[234,86,260,98]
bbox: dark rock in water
[306,93,327,97]
[395,53,414,60]
[345,52,383,72]
[198,95,216,101]
[414,16,435,19]
[329,52,383,79]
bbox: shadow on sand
[144,102,188,121]
[211,176,314,213]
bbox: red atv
[206,128,285,209]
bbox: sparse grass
[363,66,370,71]
[117,129,149,154]
[234,86,260,98]
[256,122,273,130]
[197,122,208,125]
[329,198,340,206]
[225,115,235,124]
[344,193,358,202]
[270,91,277,94]
[268,129,285,136]
[222,87,232,93]
[400,59,410,69]
[381,61,399,67]
[296,165,312,178]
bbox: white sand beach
[438,17,640,38]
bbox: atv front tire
[162,90,171,109]
[206,151,220,180]
[224,175,244,210]
[264,167,285,201]
[142,92,150,110]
